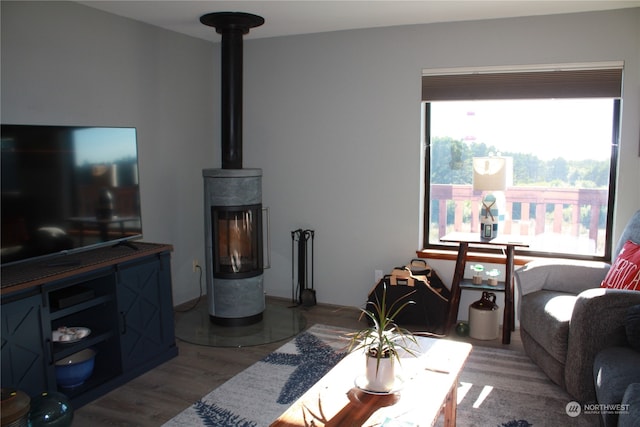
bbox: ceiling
[79,0,640,42]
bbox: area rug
[445,345,600,427]
[162,324,350,427]
[163,325,600,427]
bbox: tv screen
[1,124,143,266]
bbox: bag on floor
[406,259,450,333]
[366,259,449,333]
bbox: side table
[441,232,528,344]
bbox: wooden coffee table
[270,336,472,427]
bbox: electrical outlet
[192,259,199,272]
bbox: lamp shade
[472,156,513,191]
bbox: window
[422,64,622,260]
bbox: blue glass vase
[28,391,73,427]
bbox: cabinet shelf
[49,295,114,320]
[51,330,115,361]
[459,279,505,292]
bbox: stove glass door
[211,204,263,279]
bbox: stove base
[209,311,263,327]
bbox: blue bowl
[55,348,96,388]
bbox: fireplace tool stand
[291,229,315,307]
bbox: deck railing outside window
[429,184,608,256]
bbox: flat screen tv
[1,124,143,266]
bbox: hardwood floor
[73,297,522,426]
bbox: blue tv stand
[1,242,178,408]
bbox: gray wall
[243,7,640,308]
[1,1,218,305]
[2,2,639,309]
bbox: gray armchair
[515,210,640,403]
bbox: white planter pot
[365,355,395,392]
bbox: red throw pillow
[601,240,640,291]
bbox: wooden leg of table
[445,243,468,334]
[443,378,458,427]
[502,246,515,345]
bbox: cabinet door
[1,293,50,395]
[116,253,175,371]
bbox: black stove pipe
[200,12,264,169]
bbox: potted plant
[348,283,419,392]
[486,268,501,286]
[470,264,484,284]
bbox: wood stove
[204,169,263,325]
[201,12,265,326]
